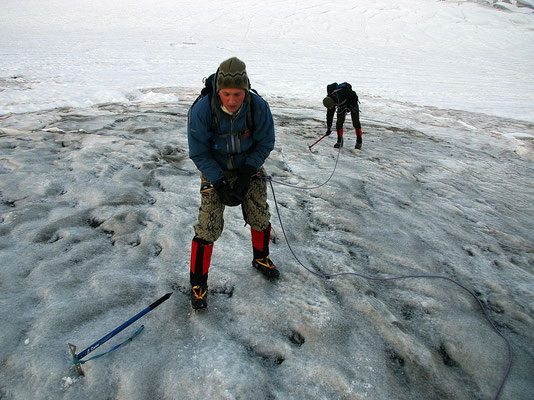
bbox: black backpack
[327,82,352,95]
[327,82,358,105]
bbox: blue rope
[73,325,144,365]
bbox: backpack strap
[208,93,218,133]
[246,89,258,134]
[209,90,258,170]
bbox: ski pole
[68,292,172,375]
[308,134,328,151]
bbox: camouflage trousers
[193,167,271,243]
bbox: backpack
[327,82,358,105]
[191,72,257,135]
[327,82,352,95]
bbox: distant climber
[322,82,363,149]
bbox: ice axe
[308,134,328,152]
[68,292,172,375]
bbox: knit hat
[323,96,337,108]
[216,57,249,91]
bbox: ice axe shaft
[308,134,328,151]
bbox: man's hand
[325,128,332,136]
[214,178,242,207]
[233,164,257,201]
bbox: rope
[267,145,342,190]
[263,175,513,400]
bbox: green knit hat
[323,96,337,108]
[216,57,249,91]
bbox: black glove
[214,178,242,207]
[233,164,257,201]
[325,128,332,136]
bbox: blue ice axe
[68,292,172,375]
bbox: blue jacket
[188,90,275,184]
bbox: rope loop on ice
[260,167,513,400]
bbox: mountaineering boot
[355,128,362,149]
[334,129,343,148]
[190,236,213,310]
[190,285,208,310]
[251,224,280,279]
[252,256,280,279]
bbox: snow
[0,1,533,400]
[1,0,534,122]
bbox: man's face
[219,88,246,113]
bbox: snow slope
[1,0,533,121]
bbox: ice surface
[1,1,533,400]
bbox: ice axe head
[68,343,85,376]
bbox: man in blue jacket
[187,57,279,310]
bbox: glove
[325,128,332,136]
[233,164,257,201]
[214,178,242,207]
